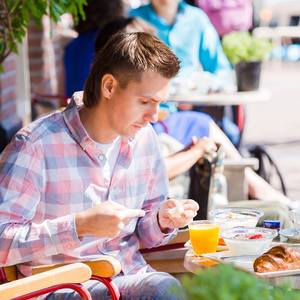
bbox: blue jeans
[47,271,183,300]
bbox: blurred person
[64,0,125,98]
[194,0,254,143]
[94,16,294,228]
[129,0,241,146]
[129,0,231,80]
[194,0,253,38]
[0,32,199,299]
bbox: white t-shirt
[92,136,122,180]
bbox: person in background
[129,0,231,81]
[94,16,294,229]
[64,0,124,98]
[129,0,241,146]
[0,32,199,299]
[194,0,253,38]
[194,0,254,143]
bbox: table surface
[167,88,272,106]
[184,236,300,289]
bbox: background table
[167,88,271,137]
[167,88,272,106]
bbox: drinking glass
[188,220,220,257]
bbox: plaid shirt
[0,92,177,277]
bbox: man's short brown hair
[83,32,180,107]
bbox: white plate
[279,228,300,241]
[201,249,300,278]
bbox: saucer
[279,228,300,241]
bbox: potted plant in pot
[221,31,273,91]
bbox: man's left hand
[157,199,199,230]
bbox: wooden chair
[0,256,121,300]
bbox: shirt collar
[63,92,135,151]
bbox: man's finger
[119,209,145,220]
[183,199,199,211]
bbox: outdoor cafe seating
[0,256,121,300]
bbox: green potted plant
[172,263,300,299]
[221,31,273,91]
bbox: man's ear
[101,74,116,98]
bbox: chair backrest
[0,258,121,300]
[0,265,18,283]
[188,143,225,220]
[0,263,92,300]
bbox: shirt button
[66,244,72,249]
[98,154,104,160]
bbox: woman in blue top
[129,0,231,79]
[129,0,240,146]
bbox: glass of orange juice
[188,220,220,257]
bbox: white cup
[289,209,300,233]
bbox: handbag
[188,143,226,220]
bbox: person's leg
[209,121,294,208]
[154,112,294,208]
[221,115,241,147]
[47,271,183,300]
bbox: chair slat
[0,263,91,300]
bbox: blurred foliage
[0,0,87,72]
[222,31,273,65]
[172,263,300,300]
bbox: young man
[0,32,198,299]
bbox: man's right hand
[75,201,145,238]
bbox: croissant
[253,245,300,273]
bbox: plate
[184,240,228,252]
[279,228,300,241]
[201,250,300,278]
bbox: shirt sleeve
[0,136,81,266]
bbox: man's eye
[141,101,148,105]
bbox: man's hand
[75,201,145,238]
[157,199,199,230]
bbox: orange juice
[188,221,220,256]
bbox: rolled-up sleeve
[0,137,81,266]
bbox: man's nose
[144,106,159,123]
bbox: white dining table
[167,88,272,106]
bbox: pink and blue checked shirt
[0,92,177,277]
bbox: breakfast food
[210,210,261,231]
[232,233,265,239]
[253,245,300,273]
[218,238,226,246]
[220,227,277,256]
[169,205,185,218]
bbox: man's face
[151,0,177,7]
[105,71,171,139]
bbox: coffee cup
[289,209,300,232]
